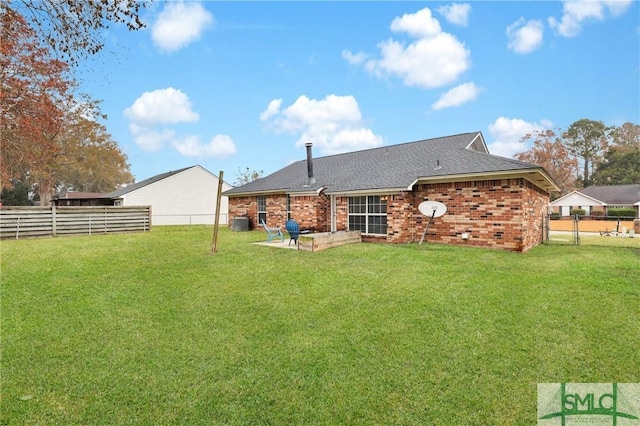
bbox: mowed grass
[2,227,639,425]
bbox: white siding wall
[122,166,232,225]
[551,192,605,216]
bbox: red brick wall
[228,178,550,251]
[266,194,287,226]
[409,178,549,251]
[289,195,331,232]
[520,180,550,251]
[228,196,258,228]
[229,193,331,231]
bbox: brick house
[550,184,640,217]
[224,132,559,252]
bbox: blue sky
[82,1,640,184]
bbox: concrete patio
[252,239,298,249]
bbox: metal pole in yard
[211,170,224,254]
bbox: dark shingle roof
[581,184,640,205]
[105,166,193,198]
[224,132,557,195]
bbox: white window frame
[348,195,387,236]
[257,195,266,224]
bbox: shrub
[570,209,586,216]
[607,208,636,218]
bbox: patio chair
[286,219,301,246]
[285,219,312,246]
[260,218,284,242]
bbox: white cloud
[604,0,634,16]
[128,124,175,152]
[125,88,235,159]
[124,87,199,125]
[507,18,544,54]
[261,94,383,155]
[152,2,214,52]
[437,3,471,27]
[259,99,282,121]
[366,33,470,89]
[487,117,553,158]
[549,0,632,37]
[173,134,237,158]
[390,8,442,38]
[432,82,480,110]
[348,7,470,89]
[341,49,369,65]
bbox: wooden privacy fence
[0,206,151,239]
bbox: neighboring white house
[105,165,232,225]
[550,184,640,217]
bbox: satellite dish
[418,200,447,218]
[418,201,447,245]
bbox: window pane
[349,215,366,232]
[367,196,387,214]
[368,215,387,235]
[349,196,366,214]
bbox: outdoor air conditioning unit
[231,216,249,231]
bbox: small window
[257,195,266,224]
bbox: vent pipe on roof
[304,142,316,187]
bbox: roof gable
[550,190,606,207]
[105,165,228,199]
[224,132,559,196]
[580,184,640,205]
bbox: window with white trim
[257,195,266,224]
[348,195,387,235]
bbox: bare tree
[11,0,147,66]
[235,167,264,186]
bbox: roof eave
[412,169,561,193]
[324,187,406,197]
[224,188,287,197]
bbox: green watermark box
[538,383,640,425]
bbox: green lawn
[2,227,639,425]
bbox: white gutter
[407,178,419,191]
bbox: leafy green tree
[592,122,640,185]
[591,149,640,185]
[561,119,612,187]
[0,179,31,206]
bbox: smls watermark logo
[538,383,640,425]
